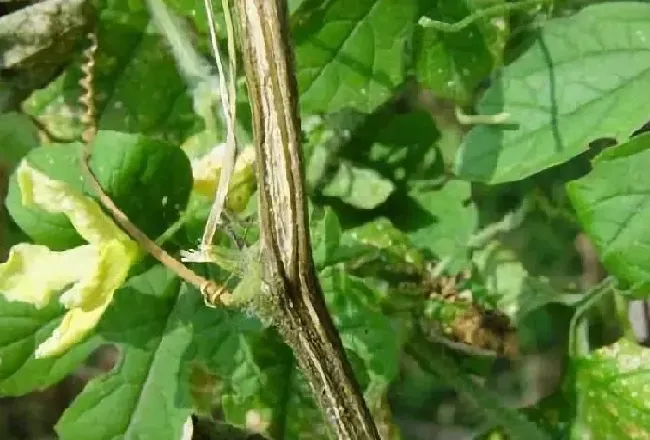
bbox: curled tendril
[74,29,231,304]
[79,32,98,144]
[200,280,231,307]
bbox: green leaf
[321,265,403,392]
[220,329,322,440]
[293,0,416,114]
[0,113,39,169]
[471,240,568,353]
[56,266,192,440]
[404,180,478,273]
[164,0,216,35]
[88,131,193,239]
[321,161,395,209]
[0,113,39,253]
[216,265,403,439]
[5,131,193,249]
[303,111,366,191]
[414,0,502,104]
[193,309,321,439]
[574,338,650,439]
[455,2,650,183]
[196,421,271,440]
[310,205,343,268]
[567,133,650,292]
[23,0,198,144]
[473,240,530,317]
[185,290,263,381]
[5,143,86,250]
[0,297,100,396]
[343,217,425,279]
[407,333,550,440]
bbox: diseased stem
[233,1,381,439]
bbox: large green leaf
[87,131,193,239]
[310,205,343,269]
[0,113,39,169]
[455,2,650,183]
[213,265,403,439]
[573,338,650,439]
[321,265,403,392]
[0,297,100,396]
[414,0,502,104]
[5,131,193,249]
[403,180,478,273]
[23,0,198,144]
[0,113,39,256]
[56,266,192,440]
[321,162,395,209]
[342,217,425,280]
[292,0,416,114]
[5,143,86,250]
[220,329,323,439]
[567,133,650,292]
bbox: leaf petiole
[418,0,549,33]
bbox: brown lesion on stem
[234,1,380,439]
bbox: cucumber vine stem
[234,1,381,438]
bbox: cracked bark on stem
[233,1,381,439]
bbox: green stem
[155,206,197,246]
[568,278,615,358]
[418,0,547,33]
[614,292,634,340]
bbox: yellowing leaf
[58,240,136,310]
[0,161,139,358]
[16,162,132,246]
[575,338,650,439]
[0,244,97,309]
[191,144,256,212]
[34,298,110,359]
